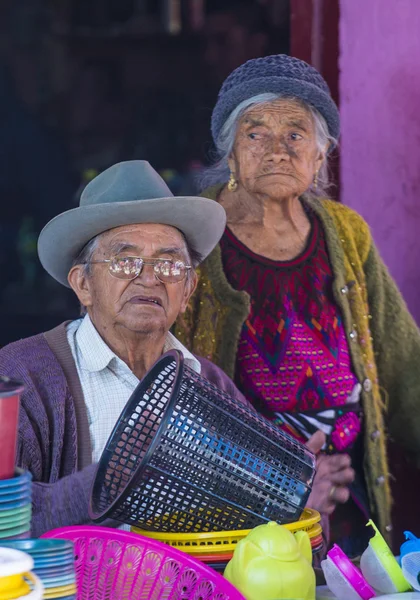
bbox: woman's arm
[364,242,420,457]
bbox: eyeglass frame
[78,255,193,284]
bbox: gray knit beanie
[211,54,340,144]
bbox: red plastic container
[0,377,24,480]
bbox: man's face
[69,223,197,338]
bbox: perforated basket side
[89,352,184,522]
[90,350,316,532]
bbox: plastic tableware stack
[0,470,32,541]
[0,377,31,542]
[0,547,43,600]
[42,525,245,599]
[89,350,316,534]
[0,377,24,483]
[0,539,77,599]
[360,519,411,595]
[321,544,376,600]
[131,507,324,573]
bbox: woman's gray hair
[200,93,338,199]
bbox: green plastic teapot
[224,521,315,600]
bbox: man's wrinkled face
[69,223,197,336]
[229,98,325,201]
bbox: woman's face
[228,98,326,201]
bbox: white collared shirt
[66,314,201,463]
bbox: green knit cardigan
[175,188,420,541]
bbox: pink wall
[340,0,420,324]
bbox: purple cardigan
[0,322,248,536]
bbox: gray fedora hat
[38,160,226,287]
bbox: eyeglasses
[83,256,192,284]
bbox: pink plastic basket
[42,525,244,600]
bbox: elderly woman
[175,54,420,555]
[0,160,247,536]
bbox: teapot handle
[295,530,312,563]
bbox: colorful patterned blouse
[220,210,370,556]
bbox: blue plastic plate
[33,556,75,569]
[34,565,75,578]
[32,549,75,562]
[33,555,75,569]
[0,489,32,503]
[31,549,74,560]
[0,538,73,554]
[0,469,32,490]
[0,497,31,511]
[41,573,76,587]
[0,481,31,497]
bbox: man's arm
[31,465,97,537]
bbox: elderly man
[0,160,244,536]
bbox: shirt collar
[75,315,201,374]
[75,314,117,372]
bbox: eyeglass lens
[109,256,187,282]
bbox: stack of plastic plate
[0,469,32,541]
[0,539,77,599]
[132,507,323,573]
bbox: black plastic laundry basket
[89,350,316,532]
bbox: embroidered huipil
[220,211,369,555]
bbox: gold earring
[227,172,238,192]
[313,170,319,189]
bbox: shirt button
[386,524,393,532]
[341,285,349,295]
[376,475,385,486]
[349,330,358,341]
[363,378,372,392]
[370,429,381,441]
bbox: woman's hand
[306,430,355,515]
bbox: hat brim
[38,196,226,287]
